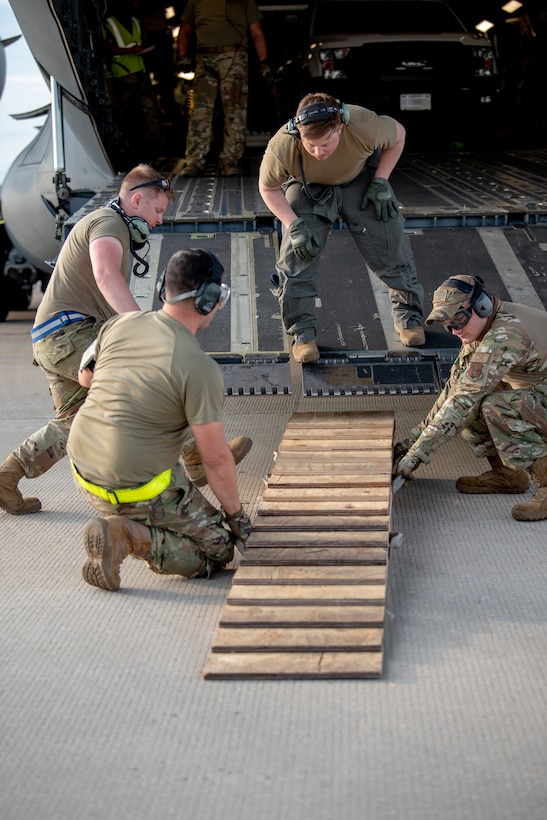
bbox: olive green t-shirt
[259,105,398,188]
[182,0,262,48]
[67,310,225,487]
[34,207,131,326]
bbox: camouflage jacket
[408,298,547,463]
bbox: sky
[0,0,49,186]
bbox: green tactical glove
[361,178,399,221]
[223,506,252,553]
[394,452,422,479]
[288,218,320,262]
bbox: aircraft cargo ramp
[65,148,547,396]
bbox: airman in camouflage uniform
[0,166,173,517]
[67,249,252,591]
[177,0,271,177]
[394,274,547,521]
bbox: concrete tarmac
[1,305,546,820]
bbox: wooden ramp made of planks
[202,410,395,680]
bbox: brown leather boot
[456,453,530,494]
[511,456,547,521]
[0,454,41,515]
[183,436,253,487]
[82,516,152,591]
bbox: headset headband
[446,277,474,294]
[165,289,198,305]
[292,104,345,126]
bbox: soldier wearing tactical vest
[394,274,547,522]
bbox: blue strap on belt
[31,311,87,343]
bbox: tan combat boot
[183,436,253,487]
[82,516,152,591]
[0,454,41,515]
[292,339,320,363]
[511,455,547,521]
[456,453,530,494]
[399,324,425,347]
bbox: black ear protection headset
[108,197,150,245]
[286,102,350,138]
[157,250,227,315]
[446,275,494,317]
[108,197,150,277]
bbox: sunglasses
[443,308,473,331]
[218,283,230,309]
[130,178,171,192]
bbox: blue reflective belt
[31,311,87,343]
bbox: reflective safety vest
[105,16,146,78]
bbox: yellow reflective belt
[71,462,172,504]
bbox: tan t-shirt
[182,0,262,48]
[67,310,225,487]
[259,105,398,188]
[34,207,132,326]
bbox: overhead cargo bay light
[476,19,495,33]
[478,0,524,31]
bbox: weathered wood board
[203,410,395,680]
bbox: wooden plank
[227,584,385,606]
[258,499,390,515]
[278,438,393,450]
[271,455,390,467]
[266,473,390,488]
[271,459,390,472]
[210,626,383,652]
[282,429,394,441]
[242,547,388,565]
[233,565,387,584]
[262,487,390,502]
[286,410,394,427]
[251,514,389,531]
[246,530,389,548]
[220,604,385,627]
[202,651,383,679]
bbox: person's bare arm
[191,421,242,515]
[177,21,192,58]
[89,235,140,313]
[375,120,406,179]
[249,20,267,62]
[78,368,93,388]
[258,182,298,229]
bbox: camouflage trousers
[460,385,547,471]
[14,317,99,478]
[75,461,234,578]
[184,50,248,167]
[274,175,424,341]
